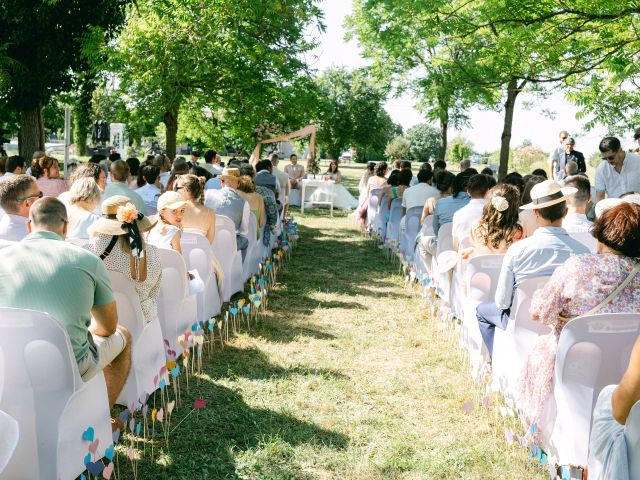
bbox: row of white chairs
[404,220,640,470]
[0,213,285,479]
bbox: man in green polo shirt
[0,197,131,409]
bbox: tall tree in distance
[0,0,130,160]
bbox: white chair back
[374,195,390,238]
[465,254,505,303]
[180,231,222,318]
[0,410,18,475]
[550,313,640,466]
[367,188,383,229]
[569,231,598,253]
[244,214,261,279]
[0,308,111,480]
[385,198,403,243]
[625,399,640,479]
[435,222,453,256]
[401,206,423,255]
[212,216,244,300]
[108,270,166,407]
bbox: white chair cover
[385,198,403,244]
[0,410,18,475]
[212,216,244,301]
[180,231,222,318]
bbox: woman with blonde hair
[66,178,102,240]
[32,155,67,197]
[237,175,266,232]
[174,174,216,244]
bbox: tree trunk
[164,108,179,160]
[498,78,524,181]
[19,103,45,162]
[73,80,94,157]
[438,116,448,163]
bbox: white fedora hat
[521,180,577,210]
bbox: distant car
[470,154,482,165]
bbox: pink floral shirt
[37,177,68,198]
[518,253,640,424]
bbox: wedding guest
[548,130,569,178]
[0,175,41,241]
[596,136,640,201]
[0,197,131,410]
[284,154,305,190]
[2,155,25,177]
[174,174,216,244]
[502,172,526,195]
[358,162,376,204]
[519,175,545,236]
[531,168,548,179]
[154,154,172,188]
[126,157,141,189]
[476,180,589,358]
[271,153,290,207]
[204,167,250,259]
[237,175,266,233]
[166,157,190,191]
[147,191,188,253]
[402,164,438,214]
[31,155,67,197]
[255,159,281,202]
[518,202,640,429]
[421,170,454,224]
[240,164,277,246]
[66,178,101,241]
[452,174,496,250]
[324,159,343,184]
[86,195,161,324]
[461,184,525,258]
[562,175,593,233]
[135,165,162,214]
[103,160,147,214]
[383,169,412,209]
[433,171,473,235]
[58,163,107,212]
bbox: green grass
[111,167,547,480]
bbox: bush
[385,135,411,160]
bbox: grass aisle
[120,208,546,479]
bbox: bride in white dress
[308,160,359,210]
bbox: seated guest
[452,174,496,250]
[237,175,266,232]
[31,156,67,197]
[103,160,147,214]
[153,154,172,188]
[380,169,400,198]
[562,175,593,233]
[86,196,162,324]
[531,168,548,179]
[391,159,402,171]
[202,150,221,176]
[58,163,107,212]
[502,172,526,195]
[147,191,189,253]
[174,174,216,244]
[476,180,589,358]
[271,153,290,207]
[0,197,131,409]
[2,155,25,177]
[358,162,376,202]
[462,184,525,258]
[240,164,277,247]
[421,170,455,224]
[324,159,343,184]
[135,165,162,214]
[284,154,305,190]
[481,167,495,177]
[204,167,250,259]
[402,164,439,214]
[518,202,640,429]
[590,335,640,480]
[384,169,412,209]
[255,159,281,198]
[433,171,473,235]
[66,178,101,241]
[355,161,388,225]
[519,175,545,236]
[596,136,640,201]
[0,174,41,241]
[166,157,190,191]
[27,151,46,176]
[126,157,141,189]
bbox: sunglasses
[17,191,43,202]
[602,154,617,162]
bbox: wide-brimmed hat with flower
[520,180,577,210]
[88,195,156,236]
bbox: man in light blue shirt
[476,180,590,357]
[103,160,147,214]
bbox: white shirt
[595,152,640,198]
[273,167,291,202]
[135,183,162,213]
[159,171,171,188]
[0,213,29,241]
[451,198,486,244]
[211,164,224,175]
[201,164,216,176]
[2,172,15,178]
[562,212,593,233]
[401,182,439,211]
[204,177,222,190]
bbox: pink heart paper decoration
[88,438,99,454]
[156,408,164,423]
[103,461,114,479]
[461,401,473,413]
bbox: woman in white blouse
[66,178,101,240]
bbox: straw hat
[219,167,240,182]
[157,191,189,211]
[520,180,577,210]
[88,195,156,236]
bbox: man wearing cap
[103,160,147,215]
[0,174,42,241]
[204,167,250,260]
[0,197,132,410]
[476,180,590,358]
[595,136,640,201]
[553,137,586,181]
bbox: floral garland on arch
[251,124,317,167]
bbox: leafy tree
[0,0,130,160]
[447,136,473,164]
[406,124,440,162]
[385,135,410,160]
[315,67,397,161]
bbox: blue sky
[307,0,623,156]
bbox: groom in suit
[204,167,250,260]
